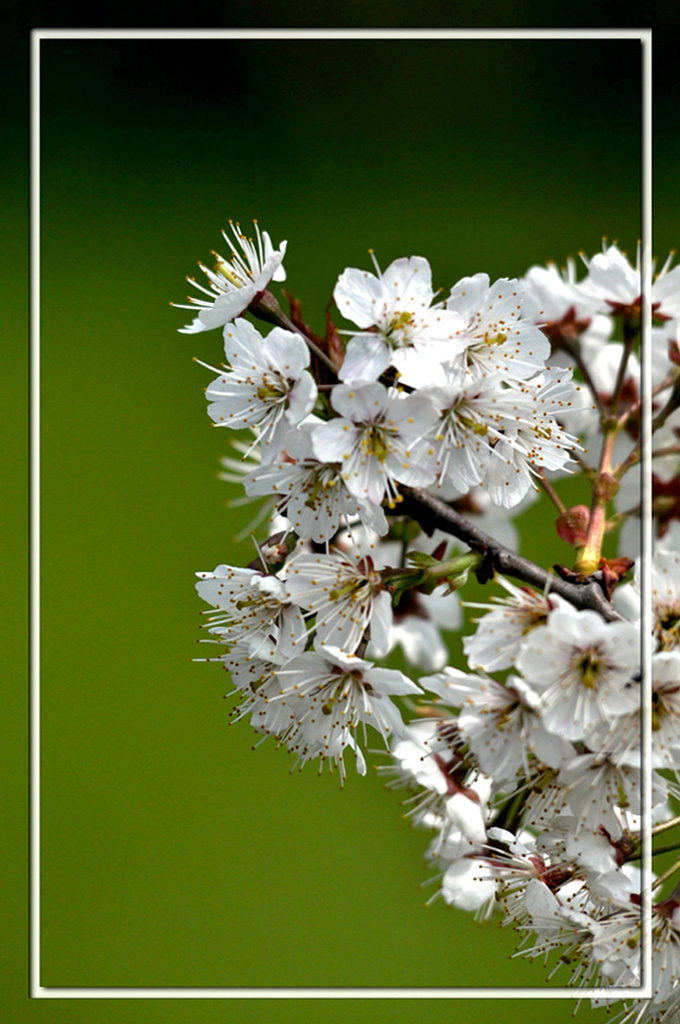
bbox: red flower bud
[555,505,590,547]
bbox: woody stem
[398,486,623,621]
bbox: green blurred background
[6,14,678,1024]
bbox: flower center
[321,671,365,716]
[256,372,287,404]
[572,647,602,688]
[302,466,339,508]
[385,310,415,348]
[214,258,245,288]
[655,609,680,650]
[362,424,391,461]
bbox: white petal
[311,418,359,463]
[334,267,386,328]
[367,591,394,657]
[338,335,392,383]
[381,256,434,306]
[331,382,390,422]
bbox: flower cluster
[177,224,680,1020]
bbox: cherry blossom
[334,253,464,385]
[176,219,286,332]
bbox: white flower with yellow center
[242,426,388,543]
[175,219,286,333]
[445,273,550,381]
[334,253,465,385]
[421,367,581,508]
[310,382,439,507]
[203,318,317,459]
[195,564,305,660]
[651,549,680,651]
[462,577,556,672]
[515,604,640,742]
[419,373,495,492]
[284,551,392,655]
[272,645,421,781]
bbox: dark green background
[7,12,677,1024]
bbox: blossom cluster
[177,221,680,1020]
[391,550,680,1019]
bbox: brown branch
[652,385,680,434]
[610,319,639,416]
[398,486,624,622]
[653,442,680,459]
[617,373,678,430]
[535,472,566,514]
[614,441,641,480]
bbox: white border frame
[30,26,653,1001]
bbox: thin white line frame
[30,25,653,1001]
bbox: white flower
[284,551,392,655]
[423,772,497,916]
[242,426,387,543]
[422,367,582,508]
[622,547,680,648]
[536,815,622,880]
[440,856,498,915]
[390,720,454,797]
[390,720,495,845]
[587,651,680,772]
[647,903,680,1010]
[385,719,465,829]
[546,329,640,461]
[652,652,680,763]
[273,645,421,781]
[204,318,317,459]
[216,644,296,737]
[195,564,305,660]
[521,258,603,323]
[334,254,464,385]
[310,382,439,507]
[462,577,555,672]
[652,319,680,389]
[516,603,640,742]
[519,877,598,967]
[580,243,680,318]
[419,372,495,492]
[445,273,550,381]
[555,752,646,840]
[481,368,582,507]
[422,666,570,783]
[651,549,680,651]
[176,219,286,332]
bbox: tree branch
[652,384,680,434]
[398,487,624,622]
